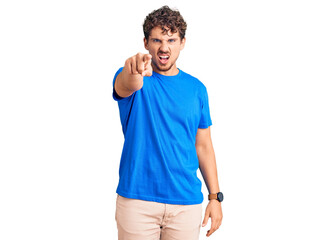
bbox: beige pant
[115,194,202,240]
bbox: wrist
[208,192,224,202]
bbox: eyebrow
[150,37,178,41]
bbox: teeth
[160,56,169,59]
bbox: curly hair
[143,6,187,41]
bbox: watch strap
[208,193,218,201]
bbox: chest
[143,79,202,124]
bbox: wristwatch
[208,192,224,202]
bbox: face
[144,26,186,76]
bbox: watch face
[217,192,224,202]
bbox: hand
[202,200,223,237]
[126,52,152,77]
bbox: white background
[1,0,335,239]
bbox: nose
[159,41,169,52]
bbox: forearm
[114,53,152,98]
[116,68,143,92]
[197,143,220,194]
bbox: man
[112,6,223,240]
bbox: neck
[152,64,179,76]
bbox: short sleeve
[198,87,212,129]
[112,67,125,101]
[112,67,137,133]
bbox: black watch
[208,192,224,202]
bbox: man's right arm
[114,53,152,98]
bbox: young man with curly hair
[112,6,223,240]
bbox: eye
[168,39,176,43]
[152,39,161,43]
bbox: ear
[180,37,186,50]
[144,37,149,50]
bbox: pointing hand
[127,53,152,77]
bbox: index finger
[143,54,152,63]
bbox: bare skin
[144,26,185,76]
[114,53,152,98]
[196,127,223,237]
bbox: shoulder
[179,69,207,92]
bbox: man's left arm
[196,127,223,237]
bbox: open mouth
[158,54,169,64]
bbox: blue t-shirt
[112,68,212,205]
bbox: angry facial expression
[144,26,186,76]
